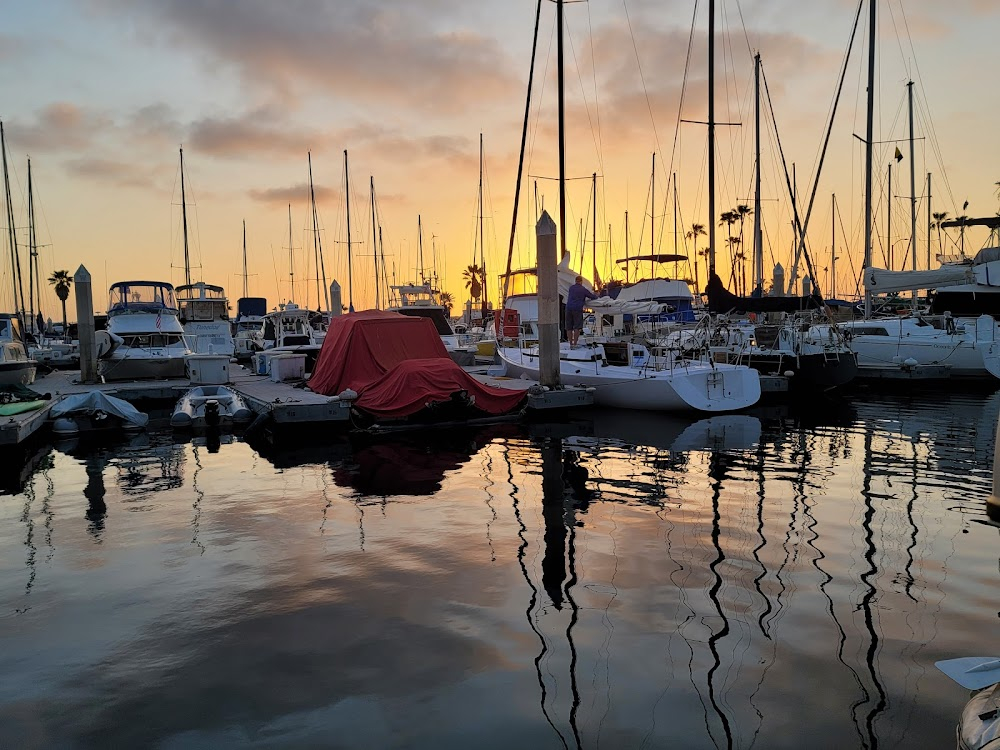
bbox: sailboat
[495,0,760,413]
[233,220,267,362]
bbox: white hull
[0,361,37,386]
[99,349,189,381]
[497,344,760,413]
[183,321,235,356]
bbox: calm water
[1,391,998,749]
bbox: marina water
[1,390,997,748]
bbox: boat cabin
[176,282,229,323]
[108,281,178,314]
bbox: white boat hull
[99,350,188,381]
[0,360,37,386]
[497,345,759,413]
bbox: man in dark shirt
[565,275,597,348]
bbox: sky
[1,0,998,319]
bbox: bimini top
[108,281,178,314]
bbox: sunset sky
[2,0,998,319]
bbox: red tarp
[309,310,525,418]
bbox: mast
[27,158,36,332]
[2,123,25,319]
[180,147,191,288]
[926,173,932,270]
[418,214,425,284]
[624,210,630,284]
[370,176,379,309]
[832,194,837,299]
[907,80,917,310]
[673,172,679,281]
[308,151,330,313]
[592,171,597,286]
[753,53,763,295]
[863,0,876,317]
[707,0,716,278]
[242,220,248,298]
[503,0,543,304]
[480,133,488,317]
[557,0,567,264]
[344,149,354,312]
[650,152,655,280]
[887,162,892,269]
[287,204,295,303]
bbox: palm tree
[48,269,72,339]
[439,291,454,317]
[726,237,744,295]
[931,211,949,257]
[462,264,483,302]
[687,223,707,290]
[720,210,738,288]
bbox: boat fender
[783,370,795,378]
[243,410,271,439]
[337,389,358,402]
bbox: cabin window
[851,326,889,336]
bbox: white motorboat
[99,281,192,381]
[812,314,1000,380]
[0,314,38,386]
[257,302,323,371]
[936,657,1000,750]
[176,281,235,356]
[233,297,267,361]
[496,340,760,413]
[388,283,478,366]
[170,385,254,429]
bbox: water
[1,391,998,749]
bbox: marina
[0,389,997,747]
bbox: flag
[593,266,603,291]
[894,147,903,163]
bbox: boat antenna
[180,147,192,288]
[344,149,354,312]
[502,0,543,303]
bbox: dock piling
[74,265,97,384]
[536,210,560,388]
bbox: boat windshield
[109,282,177,313]
[502,270,538,296]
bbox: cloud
[4,102,109,151]
[0,33,25,61]
[92,1,521,115]
[64,157,156,188]
[188,114,329,158]
[249,183,339,206]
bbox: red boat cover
[309,310,524,417]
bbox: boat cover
[309,310,525,417]
[706,273,823,313]
[51,391,149,428]
[863,265,972,293]
[355,358,525,418]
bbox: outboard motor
[205,399,221,428]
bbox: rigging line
[565,14,603,177]
[621,0,664,164]
[586,0,605,178]
[666,0,699,179]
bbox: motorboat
[50,391,148,436]
[170,385,254,429]
[0,313,38,386]
[99,281,192,381]
[496,339,760,413]
[256,302,323,372]
[387,283,478,366]
[176,281,235,356]
[233,297,267,362]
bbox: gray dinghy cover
[51,392,149,428]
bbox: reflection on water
[0,391,997,748]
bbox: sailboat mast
[287,204,295,303]
[180,147,191,288]
[308,151,329,313]
[1,122,25,319]
[707,0,716,278]
[887,162,892,269]
[650,152,655,281]
[370,176,379,310]
[480,133,488,316]
[557,0,567,263]
[753,52,763,294]
[625,210,630,284]
[673,172,679,281]
[832,194,837,298]
[863,0,876,317]
[242,220,248,298]
[27,158,36,332]
[907,80,917,309]
[344,149,354,312]
[418,214,424,284]
[592,171,597,285]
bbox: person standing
[565,275,597,348]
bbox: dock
[0,365,352,448]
